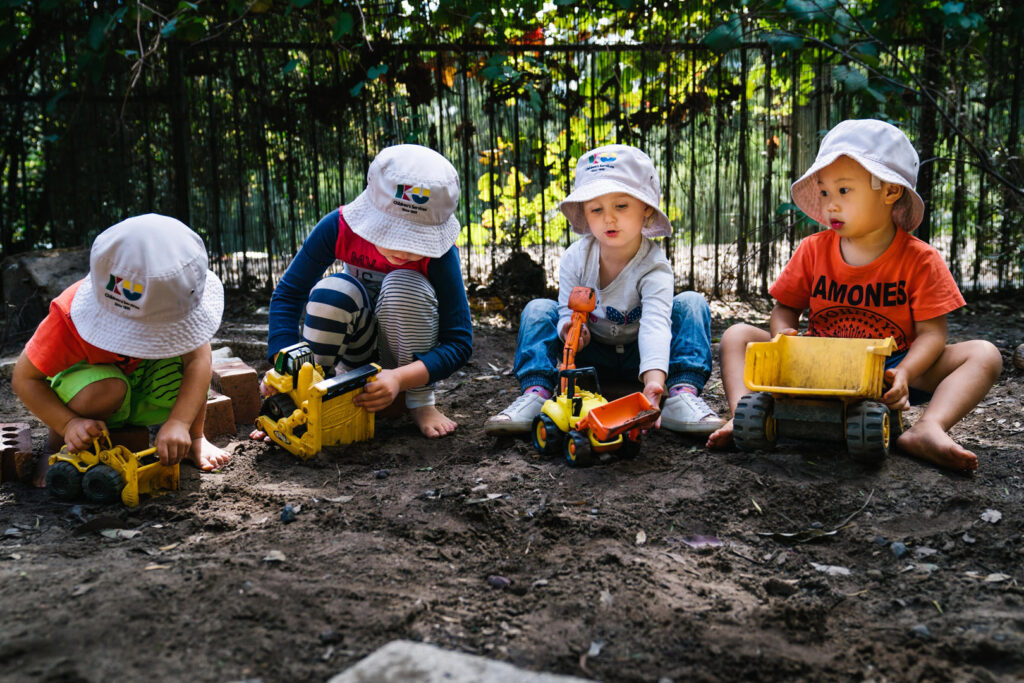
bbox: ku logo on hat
[395,184,431,205]
[588,152,616,165]
[105,274,144,302]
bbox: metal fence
[2,38,1021,303]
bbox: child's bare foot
[410,405,457,438]
[706,418,735,450]
[32,455,51,488]
[896,420,978,471]
[188,436,232,471]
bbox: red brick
[204,390,236,439]
[0,422,32,484]
[108,426,151,453]
[212,360,260,426]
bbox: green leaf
[160,17,179,38]
[88,16,108,49]
[833,64,867,92]
[784,0,836,22]
[776,202,799,214]
[349,80,365,97]
[367,64,388,79]
[762,30,803,54]
[703,16,742,53]
[283,58,300,74]
[863,86,887,104]
[941,2,964,15]
[612,0,632,8]
[332,11,354,40]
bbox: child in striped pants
[257,144,473,438]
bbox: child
[484,144,723,436]
[256,144,472,439]
[12,214,232,486]
[707,119,1003,471]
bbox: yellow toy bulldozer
[255,342,381,460]
[46,431,179,507]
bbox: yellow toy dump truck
[255,342,381,460]
[531,287,660,467]
[46,431,178,507]
[733,334,904,464]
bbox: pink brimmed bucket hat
[559,145,672,237]
[70,214,224,359]
[791,119,925,231]
[342,144,461,259]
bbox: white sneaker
[661,392,725,435]
[484,393,547,435]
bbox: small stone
[890,541,908,558]
[374,469,390,479]
[487,575,511,589]
[910,624,931,639]
[872,535,888,546]
[866,569,884,580]
[1013,343,1024,370]
[280,505,297,523]
[319,629,343,644]
[764,577,798,597]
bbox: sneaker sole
[661,419,724,436]
[484,420,534,436]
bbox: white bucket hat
[559,144,671,237]
[342,144,461,259]
[70,214,224,359]
[791,119,925,231]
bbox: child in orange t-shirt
[707,120,1002,471]
[12,214,232,487]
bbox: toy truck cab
[732,335,904,464]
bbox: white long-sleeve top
[557,234,674,378]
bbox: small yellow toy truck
[46,431,178,507]
[530,286,660,466]
[255,342,381,460]
[733,334,904,464]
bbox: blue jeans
[513,291,713,394]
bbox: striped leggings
[302,269,439,409]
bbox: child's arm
[11,353,106,451]
[155,343,213,466]
[769,303,802,336]
[354,361,430,412]
[883,315,947,411]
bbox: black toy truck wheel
[82,465,125,505]
[618,431,642,459]
[564,430,592,467]
[261,394,297,420]
[532,414,563,456]
[733,392,777,452]
[46,462,83,500]
[846,400,891,464]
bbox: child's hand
[63,417,107,452]
[560,322,591,349]
[882,368,910,411]
[642,381,665,429]
[353,369,402,412]
[779,327,799,336]
[258,372,278,397]
[154,418,193,466]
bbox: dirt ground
[1,293,1023,683]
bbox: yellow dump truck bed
[743,335,896,399]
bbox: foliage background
[1,0,1021,297]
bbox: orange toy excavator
[561,286,597,394]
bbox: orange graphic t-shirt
[24,280,143,378]
[769,229,965,352]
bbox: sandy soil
[1,295,1022,682]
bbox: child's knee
[673,290,710,316]
[720,323,767,349]
[972,340,1003,379]
[67,377,127,417]
[520,298,557,325]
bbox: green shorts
[49,358,184,428]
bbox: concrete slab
[328,640,594,683]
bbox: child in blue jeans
[485,144,723,436]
